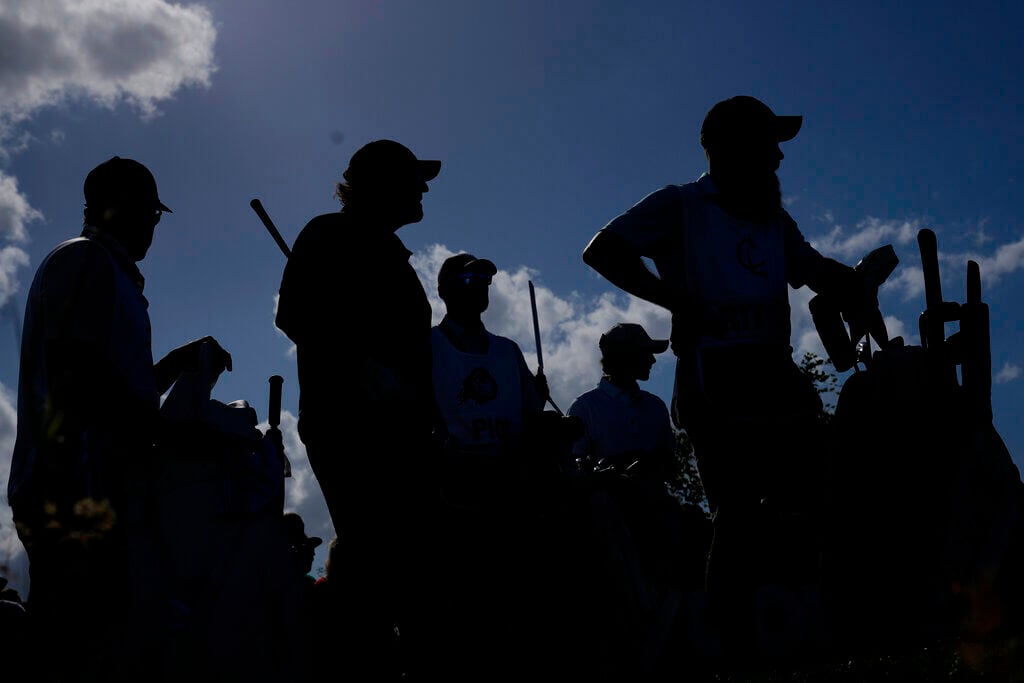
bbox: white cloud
[0,244,30,309]
[884,264,926,303]
[0,172,41,243]
[0,0,218,322]
[996,362,1021,385]
[809,217,920,262]
[256,410,336,551]
[0,0,217,128]
[412,243,672,410]
[0,381,28,599]
[971,237,1024,287]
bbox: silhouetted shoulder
[39,237,115,305]
[289,211,345,255]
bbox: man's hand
[170,336,233,374]
[533,372,550,403]
[155,335,232,394]
[582,230,674,311]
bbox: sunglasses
[456,272,492,286]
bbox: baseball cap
[699,96,803,149]
[283,512,322,550]
[83,156,172,212]
[343,139,441,187]
[599,323,670,355]
[437,252,498,286]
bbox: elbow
[581,241,598,269]
[582,230,616,271]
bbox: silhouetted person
[0,575,27,674]
[430,253,548,680]
[284,511,322,592]
[0,592,27,681]
[275,139,442,680]
[582,96,870,663]
[309,536,355,666]
[566,322,682,677]
[6,156,233,682]
[568,323,675,484]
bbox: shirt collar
[381,230,413,260]
[81,224,146,291]
[697,172,719,196]
[597,376,640,402]
[439,315,488,353]
[341,210,414,260]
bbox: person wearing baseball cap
[274,139,443,678]
[564,321,680,676]
[569,322,674,477]
[581,96,870,659]
[428,251,550,677]
[9,155,232,681]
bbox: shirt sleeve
[599,185,685,257]
[515,345,544,416]
[656,397,676,457]
[782,210,827,289]
[276,215,348,344]
[40,240,114,352]
[566,398,593,458]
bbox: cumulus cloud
[0,173,38,307]
[0,381,28,598]
[809,217,921,262]
[970,237,1024,288]
[0,245,30,309]
[0,172,41,243]
[996,362,1021,385]
[412,243,672,410]
[807,214,1024,309]
[255,410,336,558]
[0,0,218,311]
[0,0,217,128]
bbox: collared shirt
[431,315,543,457]
[599,173,826,352]
[567,377,675,464]
[9,228,158,506]
[276,210,434,420]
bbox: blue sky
[1,0,1022,597]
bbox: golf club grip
[529,281,544,371]
[967,260,981,305]
[268,375,283,428]
[250,198,292,258]
[918,228,942,313]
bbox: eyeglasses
[458,272,492,286]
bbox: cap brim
[775,115,803,142]
[157,200,172,213]
[649,339,670,353]
[418,160,441,182]
[465,258,497,276]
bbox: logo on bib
[736,237,767,278]
[457,367,499,405]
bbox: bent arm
[582,230,674,311]
[154,336,233,396]
[802,254,859,297]
[784,216,858,297]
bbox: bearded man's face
[711,137,785,219]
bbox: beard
[714,168,783,222]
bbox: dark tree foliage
[669,428,707,514]
[798,351,841,421]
